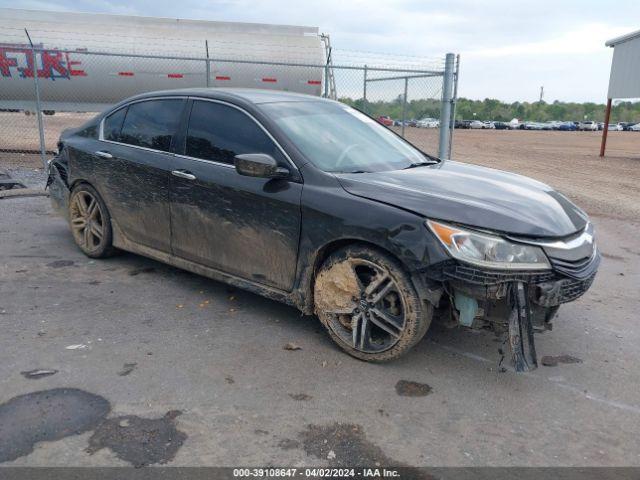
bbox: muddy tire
[68,184,117,258]
[314,245,432,362]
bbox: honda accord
[47,88,599,371]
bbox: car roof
[129,87,328,105]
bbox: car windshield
[260,101,436,173]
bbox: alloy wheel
[70,190,105,252]
[320,259,407,353]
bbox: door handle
[171,170,196,181]
[95,150,113,159]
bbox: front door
[169,99,302,291]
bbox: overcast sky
[4,0,639,103]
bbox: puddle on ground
[395,380,432,397]
[298,423,395,467]
[87,410,186,467]
[0,388,111,463]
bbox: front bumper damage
[46,157,70,219]
[426,249,600,372]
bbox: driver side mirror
[234,153,290,179]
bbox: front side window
[119,99,183,152]
[103,107,127,142]
[185,100,283,165]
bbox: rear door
[97,98,186,252]
[169,98,302,291]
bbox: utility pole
[539,86,544,103]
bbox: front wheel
[314,245,432,362]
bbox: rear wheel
[314,245,432,362]
[68,184,116,258]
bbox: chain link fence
[0,28,458,170]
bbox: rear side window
[103,107,127,141]
[185,100,283,165]
[119,99,183,152]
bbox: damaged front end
[46,155,71,219]
[425,221,600,372]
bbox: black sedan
[48,88,599,370]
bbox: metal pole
[600,98,612,157]
[401,77,408,137]
[205,40,211,88]
[25,29,47,170]
[324,64,329,98]
[363,65,368,112]
[438,53,455,159]
[448,54,460,158]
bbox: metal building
[600,29,640,156]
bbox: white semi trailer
[0,9,327,112]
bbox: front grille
[441,264,556,286]
[536,274,596,306]
[558,275,595,303]
[549,251,600,280]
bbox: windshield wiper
[403,160,439,169]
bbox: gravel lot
[1,125,639,468]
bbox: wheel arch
[69,178,95,192]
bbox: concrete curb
[0,188,49,199]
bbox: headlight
[427,220,551,270]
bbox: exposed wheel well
[312,239,402,279]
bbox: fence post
[363,65,368,112]
[25,29,47,170]
[205,40,211,87]
[448,54,460,158]
[401,76,408,137]
[438,53,455,159]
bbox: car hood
[334,161,588,237]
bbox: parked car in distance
[523,122,543,130]
[47,88,599,370]
[377,115,393,127]
[493,121,510,130]
[578,121,598,131]
[557,122,577,131]
[455,120,472,129]
[468,120,485,129]
[607,123,623,131]
[618,122,634,131]
[416,117,439,128]
[629,123,640,131]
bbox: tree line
[341,96,640,123]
